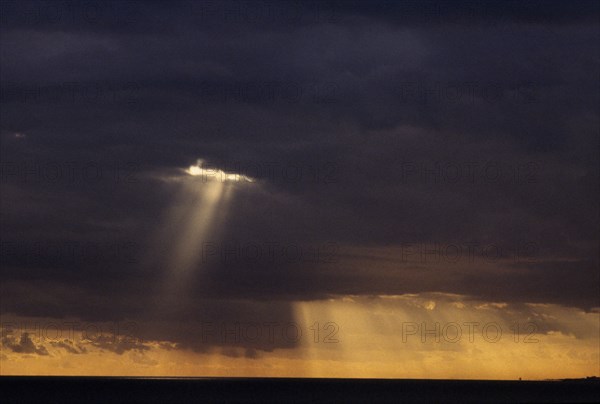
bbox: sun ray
[150,160,256,313]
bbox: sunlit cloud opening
[185,159,255,183]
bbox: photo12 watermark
[199,321,340,344]
[400,321,540,344]
[0,160,139,184]
[1,321,142,344]
[185,159,339,184]
[395,241,539,264]
[1,81,141,105]
[200,240,339,265]
[398,161,540,185]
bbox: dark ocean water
[1,376,598,403]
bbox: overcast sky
[1,0,598,378]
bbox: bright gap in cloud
[185,159,255,183]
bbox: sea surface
[1,376,598,403]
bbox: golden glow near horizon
[1,294,598,379]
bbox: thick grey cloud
[50,339,87,354]
[2,331,49,355]
[1,0,598,352]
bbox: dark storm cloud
[50,339,87,354]
[1,0,598,351]
[88,334,150,355]
[2,331,49,355]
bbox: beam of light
[148,159,255,314]
[166,180,225,277]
